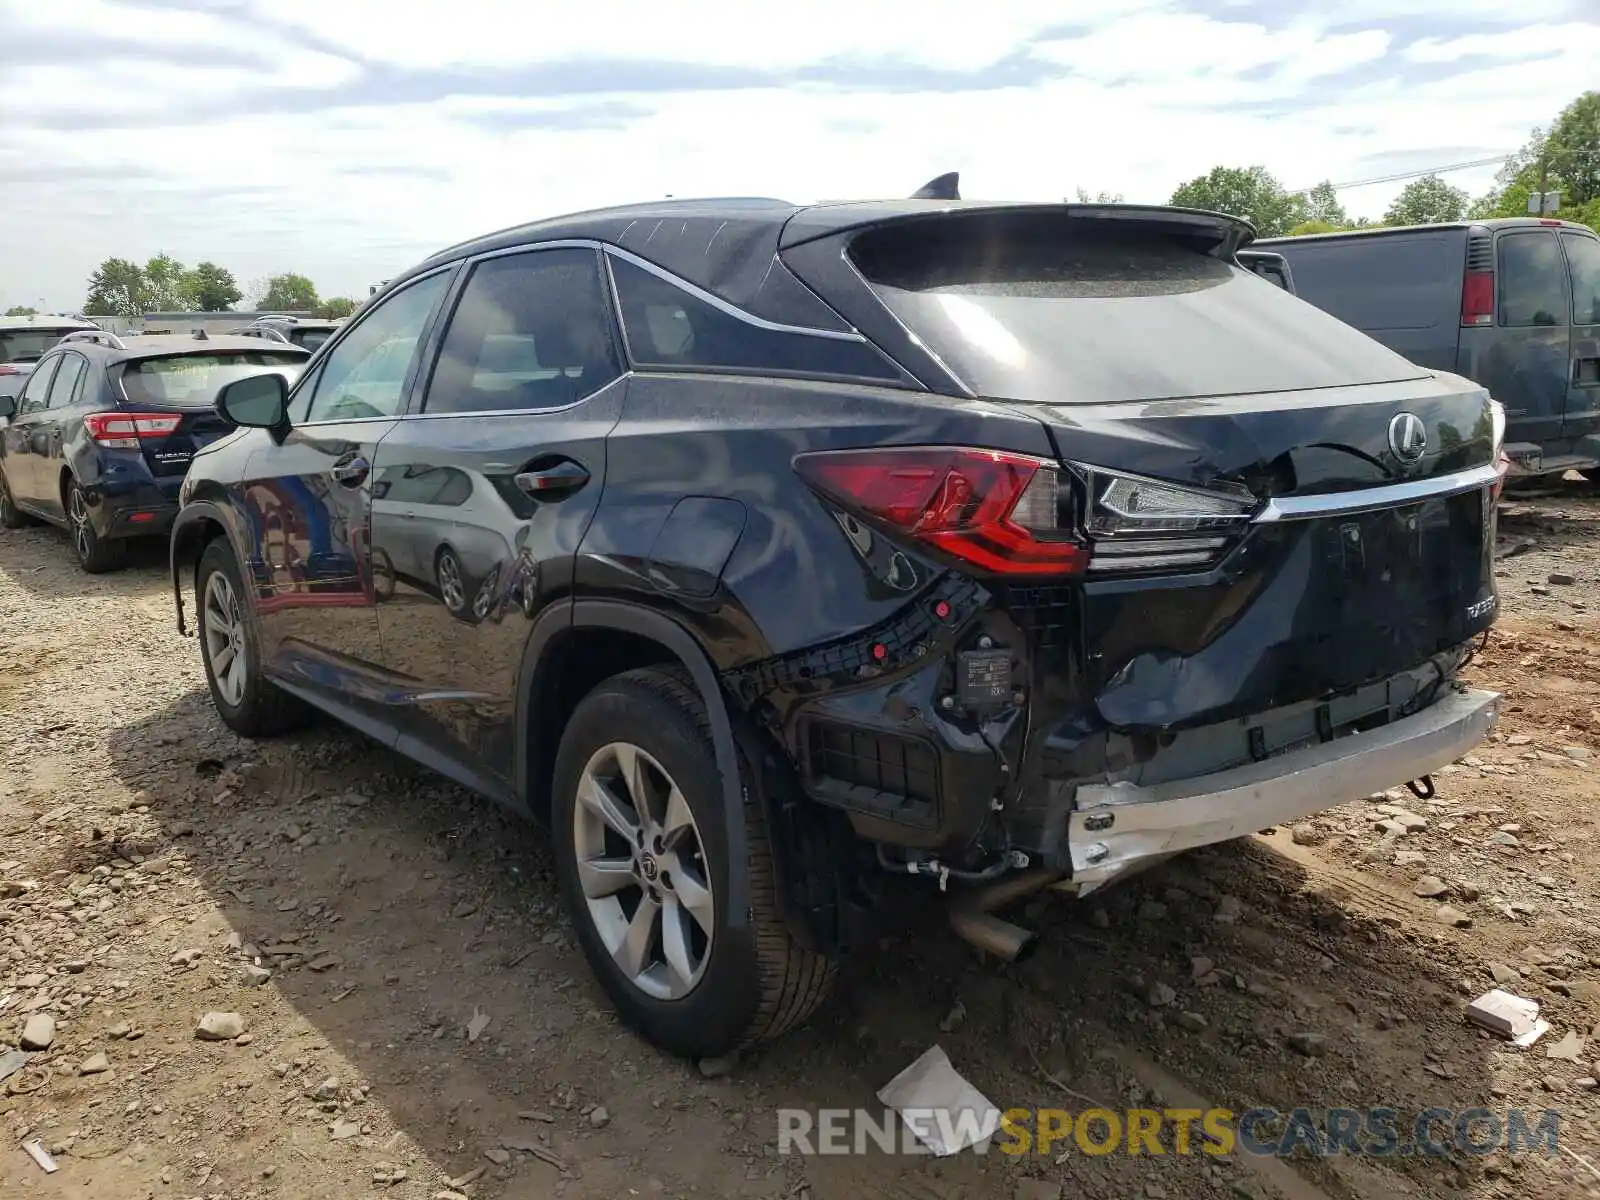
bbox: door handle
[330,455,369,487]
[514,459,590,497]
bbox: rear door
[29,349,90,520]
[234,269,453,714]
[1488,229,1570,447]
[1560,230,1600,441]
[370,246,626,787]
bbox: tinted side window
[1498,232,1567,328]
[1563,234,1600,326]
[18,357,60,414]
[423,248,620,415]
[45,353,87,408]
[609,256,900,380]
[305,272,448,422]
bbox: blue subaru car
[0,330,308,572]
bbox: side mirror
[215,372,289,434]
[0,395,16,420]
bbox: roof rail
[59,329,127,351]
[253,326,292,344]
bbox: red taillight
[794,447,1088,577]
[83,411,183,449]
[1461,271,1494,327]
[1492,450,1510,502]
[0,364,23,377]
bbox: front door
[235,269,453,712]
[370,246,626,789]
[3,354,63,507]
[1560,230,1600,442]
[1487,229,1571,448]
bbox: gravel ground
[2,483,1599,1200]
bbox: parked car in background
[1258,219,1600,482]
[170,194,1503,1058]
[0,313,101,403]
[230,316,343,353]
[0,330,307,571]
[1237,248,1295,293]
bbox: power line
[1290,154,1512,195]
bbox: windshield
[0,328,88,363]
[120,352,304,408]
[292,328,333,352]
[849,216,1426,404]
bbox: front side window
[304,273,448,422]
[1498,231,1568,328]
[1562,233,1600,326]
[423,248,621,415]
[45,353,87,408]
[17,356,60,414]
[609,256,899,380]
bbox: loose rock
[195,1012,246,1041]
[1290,823,1325,846]
[1436,905,1473,928]
[1413,876,1450,899]
[589,1105,611,1128]
[1287,1032,1327,1057]
[78,1051,110,1075]
[20,1013,56,1051]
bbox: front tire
[552,667,835,1057]
[66,478,121,573]
[196,539,310,737]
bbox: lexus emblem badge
[1388,412,1427,463]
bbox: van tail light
[794,447,1089,577]
[796,448,1259,579]
[83,411,182,449]
[1461,271,1494,327]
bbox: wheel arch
[169,499,242,636]
[516,599,751,930]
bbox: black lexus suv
[169,192,1505,1058]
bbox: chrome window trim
[1252,461,1500,522]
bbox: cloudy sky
[2,0,1596,311]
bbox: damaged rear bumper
[1066,687,1500,893]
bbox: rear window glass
[292,328,334,352]
[1498,231,1567,328]
[1271,233,1461,331]
[849,216,1426,404]
[0,328,88,363]
[1561,233,1600,326]
[121,352,303,408]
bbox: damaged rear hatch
[787,205,1501,740]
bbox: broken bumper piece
[1067,687,1500,894]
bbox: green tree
[1383,175,1468,226]
[258,273,319,312]
[317,297,357,319]
[144,253,195,311]
[1300,180,1349,228]
[185,262,242,311]
[1288,220,1342,236]
[83,258,149,318]
[1545,91,1600,207]
[4,305,37,317]
[1169,166,1304,237]
[1073,187,1124,203]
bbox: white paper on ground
[876,1045,1001,1157]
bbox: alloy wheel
[68,485,93,561]
[202,570,249,707]
[573,742,714,1001]
[438,550,465,611]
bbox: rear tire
[0,468,30,529]
[552,666,836,1057]
[196,539,311,737]
[66,478,121,573]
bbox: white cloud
[0,0,1594,310]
